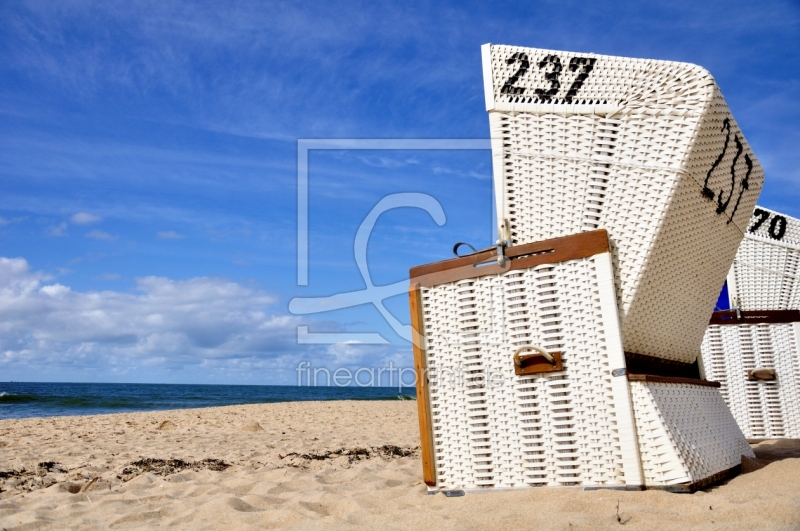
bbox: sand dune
[1,400,798,530]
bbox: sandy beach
[1,400,798,530]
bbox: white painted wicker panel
[701,323,800,438]
[420,253,642,490]
[630,381,753,486]
[482,44,765,364]
[729,207,800,311]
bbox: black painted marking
[726,153,752,225]
[534,55,562,101]
[749,208,770,233]
[702,118,731,200]
[565,57,596,103]
[500,53,529,95]
[748,209,787,241]
[716,134,743,215]
[768,215,787,241]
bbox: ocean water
[0,382,416,420]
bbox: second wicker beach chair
[701,207,800,438]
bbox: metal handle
[732,296,742,321]
[748,368,776,381]
[496,219,511,265]
[452,242,478,257]
[513,345,555,367]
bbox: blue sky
[0,0,798,384]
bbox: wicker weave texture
[483,44,765,364]
[420,253,642,490]
[701,323,800,438]
[729,207,800,311]
[630,381,753,485]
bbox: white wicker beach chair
[410,231,753,494]
[700,207,800,438]
[481,44,765,365]
[701,311,800,439]
[725,206,800,311]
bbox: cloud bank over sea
[0,257,306,382]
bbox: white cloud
[0,257,306,374]
[85,230,116,240]
[157,230,185,239]
[432,166,490,180]
[39,283,71,297]
[0,257,414,382]
[357,155,419,169]
[71,212,101,225]
[325,342,377,365]
[0,216,26,226]
[49,222,68,236]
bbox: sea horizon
[0,381,417,420]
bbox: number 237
[500,53,596,103]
